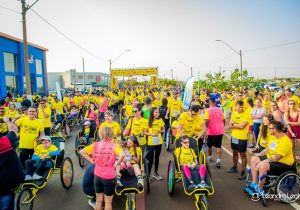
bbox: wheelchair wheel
[166,132,171,152]
[275,171,300,203]
[60,157,74,190]
[196,195,208,210]
[17,187,34,210]
[167,160,175,196]
[78,146,85,168]
[144,158,151,194]
[126,193,136,210]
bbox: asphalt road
[27,126,299,210]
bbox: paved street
[29,126,299,210]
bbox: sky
[0,0,300,81]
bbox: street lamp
[109,49,131,87]
[20,0,40,95]
[216,40,243,81]
[179,61,193,77]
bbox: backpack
[159,106,168,120]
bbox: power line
[244,40,300,53]
[0,4,20,14]
[30,8,108,62]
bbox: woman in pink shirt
[276,91,288,114]
[80,127,123,210]
[85,103,99,128]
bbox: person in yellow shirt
[52,97,64,114]
[6,104,19,120]
[0,106,8,137]
[253,114,274,153]
[99,111,121,143]
[24,136,60,181]
[144,107,165,180]
[63,95,71,110]
[32,91,41,106]
[38,99,52,136]
[168,92,183,120]
[15,107,44,168]
[226,100,250,180]
[285,88,300,109]
[249,121,294,195]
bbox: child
[78,121,94,145]
[24,136,60,181]
[116,136,143,190]
[175,136,209,191]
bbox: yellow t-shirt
[128,147,142,164]
[63,97,70,108]
[124,105,133,117]
[245,107,253,126]
[16,118,44,149]
[38,106,52,128]
[267,135,294,165]
[175,147,197,165]
[34,144,58,158]
[178,112,202,137]
[230,111,250,140]
[100,121,121,138]
[126,117,148,145]
[0,116,8,134]
[169,99,183,117]
[200,94,207,102]
[73,96,83,107]
[147,118,165,146]
[84,127,90,135]
[258,125,272,148]
[52,101,64,114]
[288,95,300,108]
[84,142,123,156]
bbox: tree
[198,71,229,91]
[229,69,254,89]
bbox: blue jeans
[253,122,261,142]
[82,164,95,197]
[163,121,170,141]
[0,193,15,210]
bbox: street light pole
[179,61,193,77]
[216,40,243,81]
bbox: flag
[182,77,195,110]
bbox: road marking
[221,146,300,210]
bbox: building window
[36,59,43,75]
[5,75,17,95]
[36,77,44,95]
[78,75,83,79]
[4,52,17,73]
[88,75,94,79]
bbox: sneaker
[137,179,144,190]
[238,171,246,180]
[197,182,210,189]
[187,183,196,191]
[215,161,221,168]
[247,144,255,148]
[24,175,32,181]
[115,179,123,188]
[152,173,163,181]
[207,156,212,162]
[226,166,238,173]
[88,198,96,210]
[32,173,43,180]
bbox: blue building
[0,32,48,99]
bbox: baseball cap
[84,121,91,126]
[40,136,51,142]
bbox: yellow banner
[111,77,118,88]
[150,76,158,87]
[111,67,158,76]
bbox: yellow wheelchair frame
[167,138,214,210]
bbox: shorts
[259,156,295,175]
[99,112,105,120]
[94,176,115,196]
[248,125,253,132]
[207,135,223,148]
[231,137,247,153]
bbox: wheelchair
[244,162,300,206]
[16,136,74,210]
[115,140,151,210]
[167,137,214,210]
[74,125,97,168]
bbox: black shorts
[259,156,295,175]
[99,112,105,120]
[94,176,115,196]
[207,135,223,148]
[231,138,247,153]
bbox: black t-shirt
[0,131,25,195]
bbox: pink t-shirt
[100,98,108,113]
[93,140,117,179]
[205,107,225,135]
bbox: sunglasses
[0,110,5,112]
[269,127,275,130]
[289,103,295,105]
[182,141,189,144]
[133,110,139,113]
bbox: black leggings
[19,149,34,169]
[147,144,162,175]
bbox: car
[265,82,280,91]
[286,83,300,92]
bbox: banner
[56,82,62,101]
[111,77,118,89]
[182,77,195,110]
[150,76,158,87]
[111,67,158,76]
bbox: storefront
[0,32,48,99]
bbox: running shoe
[207,156,212,162]
[238,171,246,180]
[137,179,144,190]
[24,175,32,181]
[152,173,163,180]
[32,173,43,180]
[215,161,221,168]
[225,166,238,173]
[88,198,96,210]
[187,183,196,191]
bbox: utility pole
[82,57,85,92]
[190,67,193,77]
[21,0,31,95]
[171,69,173,79]
[240,50,243,81]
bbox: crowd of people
[0,84,300,210]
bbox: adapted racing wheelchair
[16,136,74,210]
[115,137,151,210]
[244,162,300,206]
[167,137,214,210]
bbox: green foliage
[229,69,254,89]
